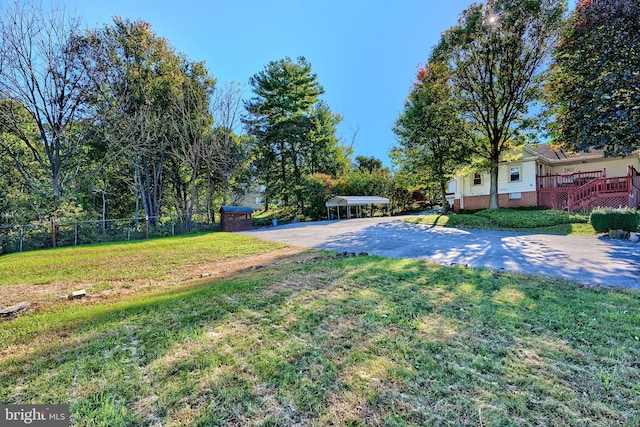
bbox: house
[451,145,640,212]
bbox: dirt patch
[0,246,312,314]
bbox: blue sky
[64,0,575,167]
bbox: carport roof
[325,196,390,207]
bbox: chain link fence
[0,213,219,255]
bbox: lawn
[1,234,639,426]
[405,209,596,235]
[0,232,289,306]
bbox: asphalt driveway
[241,216,640,289]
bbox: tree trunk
[280,151,288,206]
[222,175,229,206]
[489,157,500,209]
[186,165,199,232]
[440,180,449,214]
[205,167,215,223]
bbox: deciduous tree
[210,81,250,209]
[87,18,185,224]
[434,0,566,208]
[0,0,95,206]
[393,62,468,213]
[167,60,215,231]
[353,155,383,174]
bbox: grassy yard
[406,209,596,235]
[1,234,639,426]
[0,232,289,307]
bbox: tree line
[2,0,636,230]
[393,0,639,211]
[0,1,410,230]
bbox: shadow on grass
[1,255,639,425]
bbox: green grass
[406,209,595,235]
[0,232,286,287]
[1,250,638,426]
[253,207,302,226]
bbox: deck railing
[538,167,638,211]
[537,170,603,189]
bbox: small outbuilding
[325,196,390,220]
[219,206,254,232]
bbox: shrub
[457,208,483,215]
[590,208,639,232]
[475,209,589,228]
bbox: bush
[590,208,639,233]
[457,208,483,215]
[475,209,589,228]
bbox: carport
[325,196,390,220]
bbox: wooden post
[51,218,56,248]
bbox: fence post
[145,216,149,239]
[19,226,23,252]
[51,218,56,248]
[128,219,131,241]
[74,223,78,246]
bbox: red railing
[538,167,637,211]
[537,170,603,189]
[568,176,629,211]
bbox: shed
[219,206,254,232]
[325,196,390,219]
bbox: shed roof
[325,196,390,207]
[220,205,254,213]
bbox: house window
[510,166,521,182]
[509,192,522,200]
[473,173,482,185]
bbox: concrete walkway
[241,216,640,289]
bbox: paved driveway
[241,216,640,289]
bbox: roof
[326,196,390,207]
[219,206,254,213]
[528,145,607,164]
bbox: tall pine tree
[244,57,343,212]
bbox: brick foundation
[454,191,538,212]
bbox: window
[509,192,522,200]
[473,173,482,185]
[510,166,521,182]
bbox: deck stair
[538,166,638,211]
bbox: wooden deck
[537,166,640,211]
